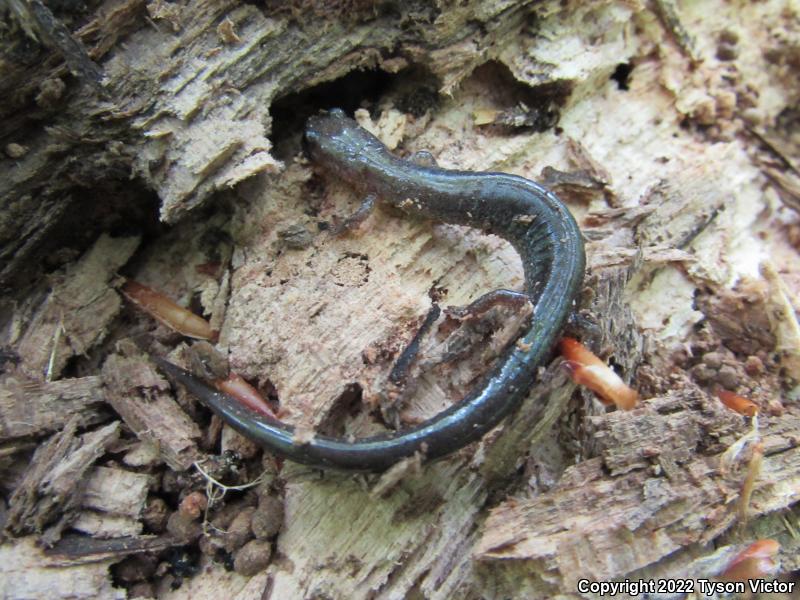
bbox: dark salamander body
[156,109,585,471]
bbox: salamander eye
[301,130,314,155]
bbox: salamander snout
[305,108,349,139]
[304,108,379,165]
[303,108,352,159]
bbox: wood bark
[0,0,799,598]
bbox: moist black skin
[156,109,585,471]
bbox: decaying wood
[14,233,139,380]
[102,350,202,471]
[72,466,152,538]
[0,0,799,597]
[4,0,106,91]
[0,0,547,287]
[45,533,181,565]
[475,402,800,596]
[0,375,107,440]
[71,510,142,539]
[0,537,124,599]
[79,466,151,518]
[4,419,120,544]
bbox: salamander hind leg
[389,304,442,386]
[564,310,602,347]
[388,290,530,388]
[446,289,530,319]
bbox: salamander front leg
[409,150,438,167]
[331,194,377,235]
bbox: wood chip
[102,352,202,471]
[0,376,107,441]
[80,466,151,518]
[0,537,124,599]
[4,419,121,544]
[71,512,142,538]
[16,234,139,380]
[45,533,182,565]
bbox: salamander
[155,108,585,471]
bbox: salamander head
[304,108,387,178]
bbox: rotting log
[0,0,799,598]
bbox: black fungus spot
[610,63,633,91]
